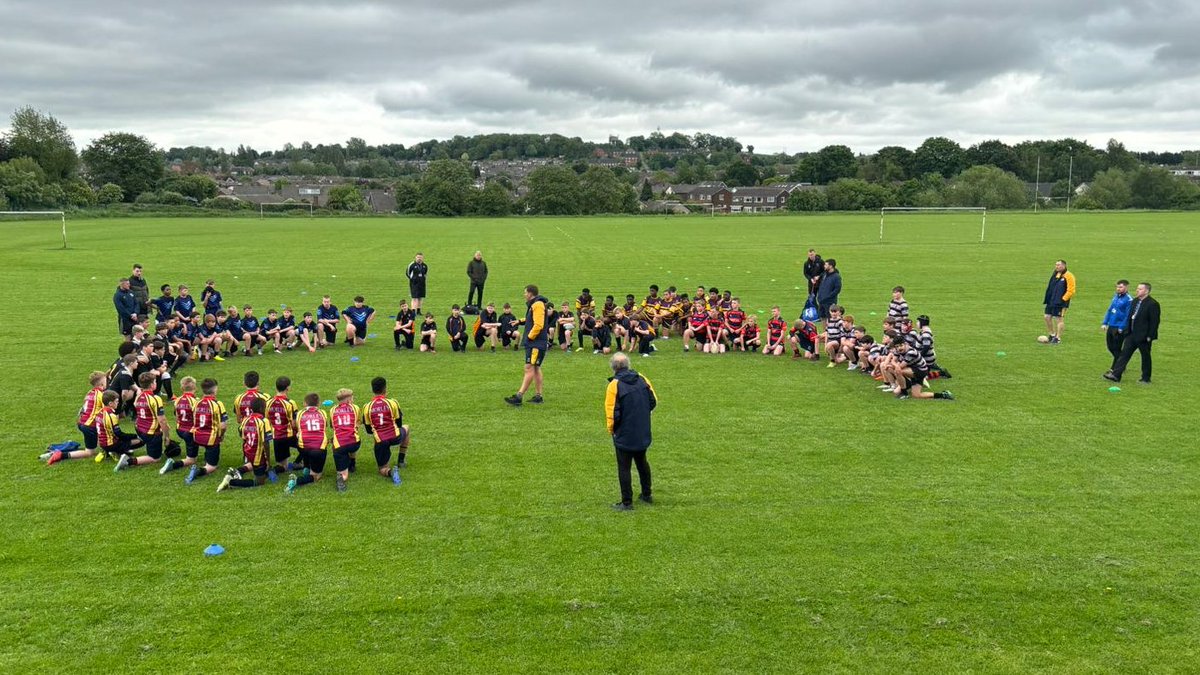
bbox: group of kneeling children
[42,370,413,492]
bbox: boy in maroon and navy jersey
[160,376,198,474]
[186,378,227,483]
[234,371,270,428]
[682,304,708,353]
[704,308,726,353]
[790,318,820,361]
[330,388,361,492]
[115,372,174,471]
[218,397,273,491]
[763,306,787,356]
[45,371,109,465]
[266,376,300,477]
[737,314,761,352]
[365,376,410,483]
[286,393,329,493]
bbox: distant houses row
[663,181,819,213]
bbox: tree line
[2,105,1198,213]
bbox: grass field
[1,212,1197,672]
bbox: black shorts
[525,343,547,366]
[592,327,611,348]
[78,423,98,450]
[201,444,220,467]
[333,441,359,472]
[177,430,197,457]
[322,325,337,340]
[302,449,328,474]
[138,431,164,459]
[1045,305,1065,317]
[906,368,930,387]
[421,333,436,347]
[501,331,516,347]
[350,322,367,337]
[273,436,298,463]
[690,329,708,344]
[474,330,487,348]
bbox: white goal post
[259,202,314,218]
[1,210,67,248]
[880,207,987,243]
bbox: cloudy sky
[4,0,1198,154]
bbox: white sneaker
[847,364,859,371]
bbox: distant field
[1,212,1197,672]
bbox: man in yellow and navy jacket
[506,285,551,406]
[604,352,658,511]
[1043,259,1077,344]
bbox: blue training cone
[322,400,334,407]
[204,544,225,557]
[350,356,360,363]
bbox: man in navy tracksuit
[1101,279,1132,363]
[604,352,658,511]
[113,278,140,339]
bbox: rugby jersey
[192,396,228,446]
[365,395,402,442]
[240,413,270,467]
[887,299,909,320]
[235,388,270,424]
[330,402,361,449]
[296,407,328,450]
[174,393,197,433]
[133,391,164,435]
[266,395,298,439]
[77,387,105,427]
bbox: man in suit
[1105,282,1160,384]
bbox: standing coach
[113,278,139,340]
[816,258,841,321]
[505,285,549,407]
[1105,282,1160,384]
[466,250,488,308]
[803,249,824,296]
[406,253,428,312]
[604,352,657,511]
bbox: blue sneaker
[267,468,278,483]
[391,466,401,486]
[186,464,200,484]
[302,467,311,478]
[285,474,297,494]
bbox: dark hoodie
[604,368,658,452]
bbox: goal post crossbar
[879,207,987,243]
[0,210,67,248]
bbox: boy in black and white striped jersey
[888,286,909,322]
[823,305,846,367]
[917,315,951,379]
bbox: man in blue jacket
[1101,279,1132,364]
[816,258,841,321]
[604,352,658,511]
[113,278,140,340]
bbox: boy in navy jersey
[343,296,375,346]
[475,302,501,351]
[316,295,339,347]
[173,285,197,322]
[297,311,321,353]
[240,305,267,355]
[278,307,298,350]
[393,300,416,350]
[201,280,223,316]
[261,309,281,352]
[152,285,176,323]
[499,303,520,350]
[556,302,575,351]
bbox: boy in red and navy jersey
[704,308,726,354]
[724,298,747,350]
[286,393,329,493]
[737,314,761,352]
[234,371,270,428]
[159,376,198,474]
[365,376,410,484]
[763,306,788,356]
[682,305,708,353]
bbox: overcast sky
[4,0,1198,154]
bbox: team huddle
[42,370,411,493]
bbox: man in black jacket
[406,253,428,312]
[466,251,488,308]
[129,264,150,314]
[604,352,658,511]
[113,278,140,340]
[803,249,824,296]
[816,258,841,321]
[1105,282,1160,384]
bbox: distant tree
[1104,139,1140,172]
[393,180,418,213]
[722,161,759,187]
[64,178,96,207]
[96,182,124,205]
[162,174,218,201]
[944,165,1029,209]
[874,145,915,181]
[825,178,897,210]
[896,173,947,207]
[639,179,653,201]
[525,165,582,215]
[914,136,967,178]
[81,132,163,200]
[327,184,368,211]
[415,159,472,216]
[0,158,49,209]
[795,144,858,184]
[469,181,513,216]
[1082,168,1132,209]
[157,190,191,206]
[4,107,78,181]
[579,166,634,214]
[786,189,827,212]
[346,137,368,160]
[965,140,1020,175]
[1129,167,1178,209]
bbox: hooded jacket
[605,368,657,452]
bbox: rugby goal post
[879,207,987,243]
[0,210,68,248]
[259,201,314,218]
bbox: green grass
[1,212,1197,672]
